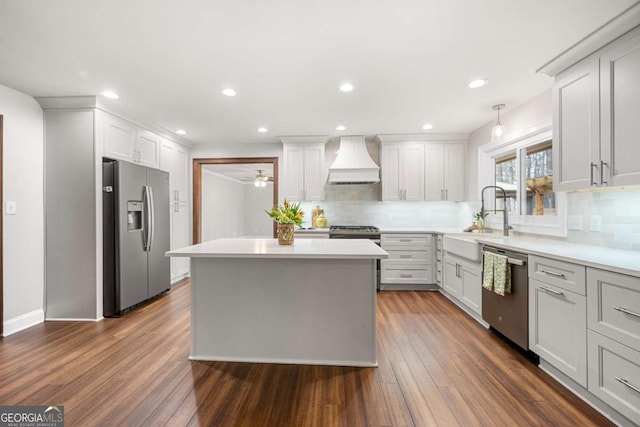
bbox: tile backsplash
[300,200,469,229]
[566,188,640,251]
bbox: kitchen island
[166,238,388,367]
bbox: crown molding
[537,2,640,76]
[278,135,329,144]
[375,132,468,144]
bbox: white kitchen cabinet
[103,114,160,168]
[587,268,640,352]
[103,114,137,163]
[135,129,161,168]
[424,143,465,201]
[160,139,191,282]
[282,143,325,201]
[435,235,443,287]
[381,234,434,286]
[380,143,424,201]
[442,252,481,315]
[600,29,640,187]
[587,330,640,425]
[529,275,587,387]
[553,27,640,191]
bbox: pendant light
[491,104,506,142]
[254,170,268,188]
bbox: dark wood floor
[0,281,612,426]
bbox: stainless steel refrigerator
[102,159,171,316]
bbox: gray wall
[44,110,97,319]
[0,84,45,335]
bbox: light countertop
[450,233,640,278]
[379,227,464,234]
[166,238,389,259]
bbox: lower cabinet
[381,234,434,285]
[443,253,481,315]
[588,330,640,425]
[586,267,640,424]
[529,278,588,387]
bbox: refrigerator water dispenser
[127,201,143,231]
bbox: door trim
[192,157,278,244]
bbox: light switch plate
[567,215,582,231]
[6,201,16,215]
[590,215,602,232]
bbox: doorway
[193,157,278,244]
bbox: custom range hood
[328,136,380,184]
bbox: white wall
[244,183,274,237]
[1,84,45,335]
[201,171,245,241]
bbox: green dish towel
[482,252,511,296]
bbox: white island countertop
[167,238,389,260]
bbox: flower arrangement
[266,199,304,226]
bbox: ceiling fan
[253,170,273,188]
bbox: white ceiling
[0,0,636,145]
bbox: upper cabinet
[281,138,327,202]
[425,143,465,201]
[381,143,424,201]
[551,26,640,191]
[103,114,160,169]
[378,135,467,202]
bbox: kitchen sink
[443,234,483,262]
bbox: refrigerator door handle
[148,186,155,251]
[143,185,152,251]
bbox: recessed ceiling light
[336,125,346,131]
[258,127,268,133]
[175,129,187,135]
[339,83,354,92]
[468,78,488,89]
[422,123,433,130]
[222,88,236,97]
[100,90,119,99]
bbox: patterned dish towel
[482,252,511,296]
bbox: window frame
[478,118,567,237]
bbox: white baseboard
[3,309,45,337]
[171,272,190,285]
[44,318,100,322]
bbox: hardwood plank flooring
[0,282,614,426]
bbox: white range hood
[328,136,380,184]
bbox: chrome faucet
[480,185,513,236]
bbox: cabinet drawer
[529,278,587,387]
[382,234,432,246]
[588,330,640,425]
[529,255,586,295]
[587,268,640,352]
[381,265,433,284]
[385,248,430,261]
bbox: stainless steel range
[329,225,381,243]
[329,226,381,288]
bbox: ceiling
[0,0,636,145]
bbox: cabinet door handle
[399,239,412,242]
[615,377,640,395]
[400,273,413,278]
[600,160,608,185]
[614,306,640,318]
[445,189,448,200]
[174,201,179,213]
[441,189,444,200]
[590,162,597,186]
[539,268,566,279]
[539,286,564,297]
[399,254,412,259]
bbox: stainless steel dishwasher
[482,245,529,350]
